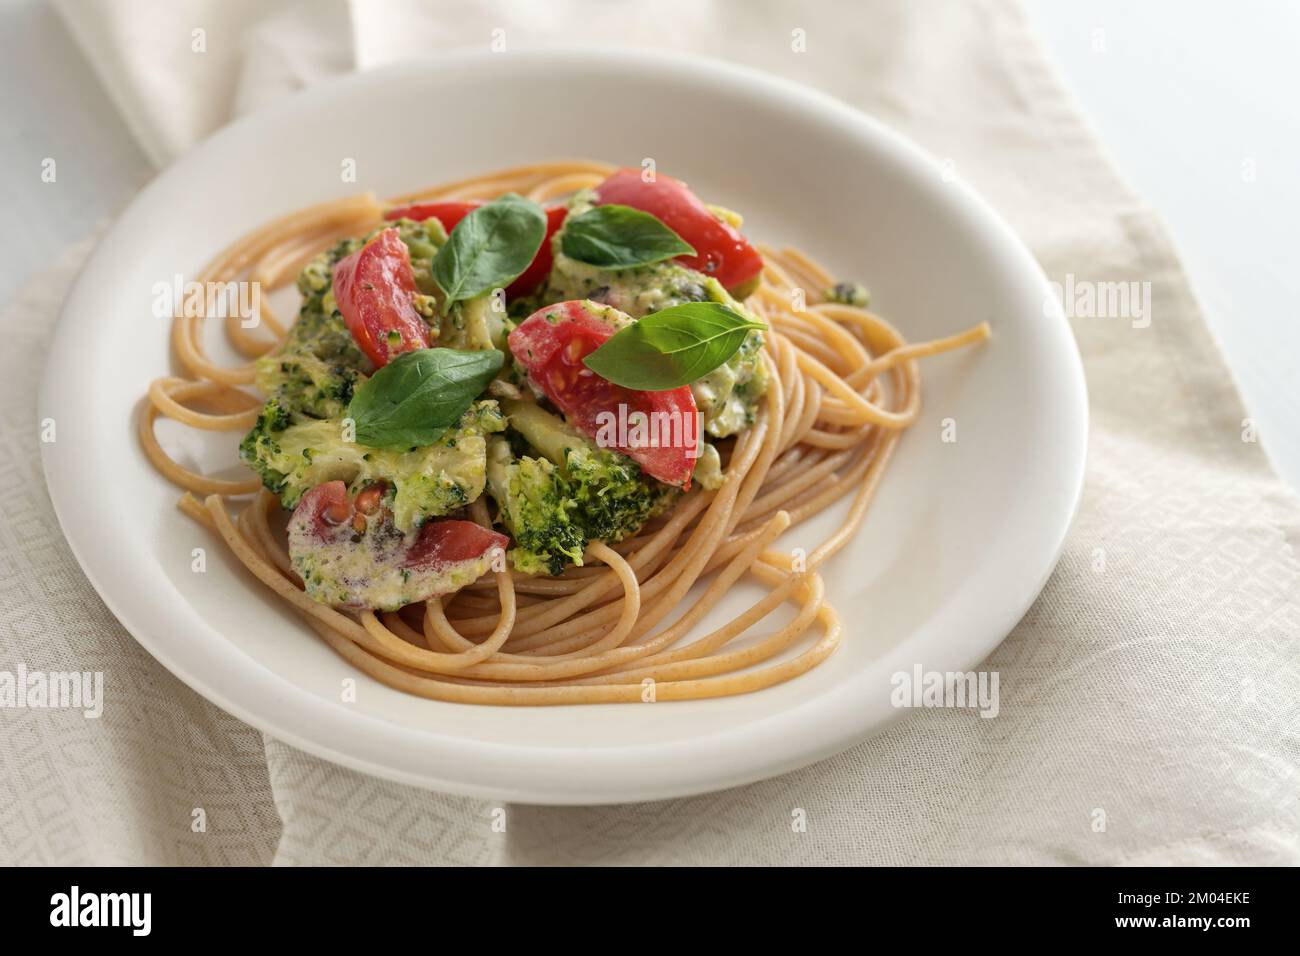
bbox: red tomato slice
[507,204,566,298]
[403,518,508,570]
[593,168,764,298]
[385,200,566,299]
[331,228,430,368]
[385,200,480,232]
[508,300,699,488]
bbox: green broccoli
[240,400,506,531]
[825,280,870,308]
[485,400,679,575]
[485,437,585,576]
[562,442,674,543]
[254,305,369,420]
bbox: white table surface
[1023,0,1300,491]
[4,0,1297,489]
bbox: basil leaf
[348,347,503,449]
[430,194,547,308]
[582,303,765,391]
[561,204,696,269]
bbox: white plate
[40,49,1086,804]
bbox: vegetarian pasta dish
[141,161,988,705]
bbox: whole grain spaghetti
[140,160,989,705]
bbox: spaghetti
[140,161,989,705]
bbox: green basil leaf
[347,347,503,449]
[560,204,696,269]
[582,302,765,391]
[430,193,547,308]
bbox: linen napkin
[6,0,1295,865]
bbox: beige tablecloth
[3,0,1296,865]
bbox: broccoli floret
[825,280,870,308]
[256,279,367,421]
[255,323,368,422]
[486,437,585,576]
[561,444,673,543]
[238,399,295,498]
[240,400,506,531]
[486,401,678,575]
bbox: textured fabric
[0,237,281,866]
[8,0,1296,865]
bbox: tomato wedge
[509,300,699,488]
[593,168,764,298]
[385,200,566,298]
[509,204,567,297]
[289,481,508,609]
[385,200,479,232]
[404,518,506,568]
[331,228,430,368]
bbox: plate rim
[39,47,1088,804]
